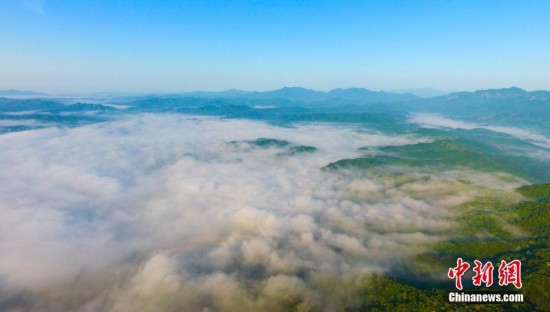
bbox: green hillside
[365,183,550,311]
[326,139,550,182]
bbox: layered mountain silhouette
[162,87,419,103]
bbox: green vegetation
[229,138,318,157]
[358,275,528,312]
[286,145,317,155]
[326,139,550,182]
[248,138,291,148]
[364,183,550,311]
[517,183,550,200]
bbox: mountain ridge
[174,87,419,103]
[0,89,47,96]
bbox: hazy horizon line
[2,85,547,98]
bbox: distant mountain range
[391,88,452,98]
[114,86,550,104]
[4,86,549,103]
[0,89,47,96]
[1,86,549,137]
[400,87,550,133]
[441,87,550,100]
[174,87,419,103]
[0,98,115,112]
[405,87,550,111]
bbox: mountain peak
[446,87,530,100]
[503,86,527,93]
[476,87,527,95]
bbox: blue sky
[1,0,549,93]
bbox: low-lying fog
[0,114,524,311]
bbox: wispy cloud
[409,113,550,149]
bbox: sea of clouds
[0,114,525,311]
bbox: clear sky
[1,0,549,94]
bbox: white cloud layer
[409,113,550,149]
[0,114,524,311]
